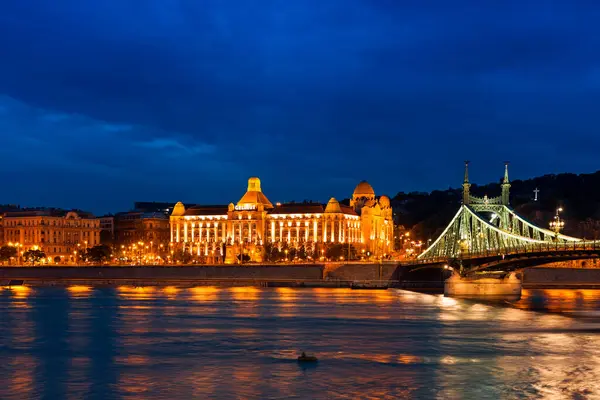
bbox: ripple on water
[1,287,600,399]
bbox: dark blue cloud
[1,0,599,213]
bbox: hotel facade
[1,209,101,262]
[170,177,394,263]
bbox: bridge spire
[502,162,511,205]
[462,161,471,205]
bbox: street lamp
[549,207,565,236]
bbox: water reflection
[162,286,179,298]
[229,286,260,301]
[67,285,92,297]
[2,287,600,399]
[515,289,600,314]
[6,355,37,399]
[189,286,219,302]
[3,285,33,299]
[117,286,157,301]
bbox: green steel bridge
[412,162,600,276]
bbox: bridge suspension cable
[418,162,586,261]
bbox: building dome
[171,201,186,216]
[353,180,375,198]
[324,197,342,213]
[379,195,391,208]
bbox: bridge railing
[417,240,600,263]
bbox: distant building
[99,214,115,244]
[134,202,180,215]
[0,204,21,245]
[114,211,170,248]
[1,208,101,262]
[170,177,394,263]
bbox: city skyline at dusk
[1,1,600,215]
[3,3,600,398]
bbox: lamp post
[8,242,22,265]
[549,207,565,238]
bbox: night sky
[1,1,599,214]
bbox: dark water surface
[1,286,600,399]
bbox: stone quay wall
[534,259,600,269]
[323,262,400,281]
[0,264,325,283]
[0,263,406,285]
[523,267,600,286]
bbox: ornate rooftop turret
[171,201,186,216]
[237,177,273,209]
[324,197,342,213]
[379,195,391,209]
[462,161,471,205]
[501,162,511,205]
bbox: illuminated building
[170,177,394,263]
[0,204,20,245]
[1,209,101,262]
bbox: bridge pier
[444,272,522,301]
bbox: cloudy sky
[1,1,599,214]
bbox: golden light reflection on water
[118,374,154,397]
[275,287,297,310]
[162,286,179,298]
[311,288,357,304]
[117,286,157,300]
[189,286,219,301]
[116,355,150,366]
[7,355,36,398]
[397,354,423,364]
[189,369,219,398]
[3,285,32,299]
[229,286,260,301]
[516,289,600,314]
[232,328,258,335]
[370,290,395,304]
[6,287,600,399]
[67,285,92,297]
[311,287,330,300]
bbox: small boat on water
[297,352,318,362]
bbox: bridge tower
[501,162,510,206]
[462,161,471,205]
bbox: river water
[1,286,600,399]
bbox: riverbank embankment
[2,264,600,290]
